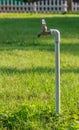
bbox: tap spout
[37,31,50,37]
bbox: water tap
[37,19,50,37]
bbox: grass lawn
[0,13,79,129]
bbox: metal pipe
[37,19,60,114]
[50,29,60,114]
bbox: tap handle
[42,19,46,25]
[42,19,47,32]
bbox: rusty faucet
[37,19,50,37]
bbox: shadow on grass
[0,43,55,52]
[0,66,55,74]
[61,43,79,55]
[0,66,79,75]
[0,43,79,55]
[61,68,79,74]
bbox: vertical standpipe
[50,29,60,114]
[37,19,60,114]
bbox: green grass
[0,13,79,129]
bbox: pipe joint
[50,29,60,42]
